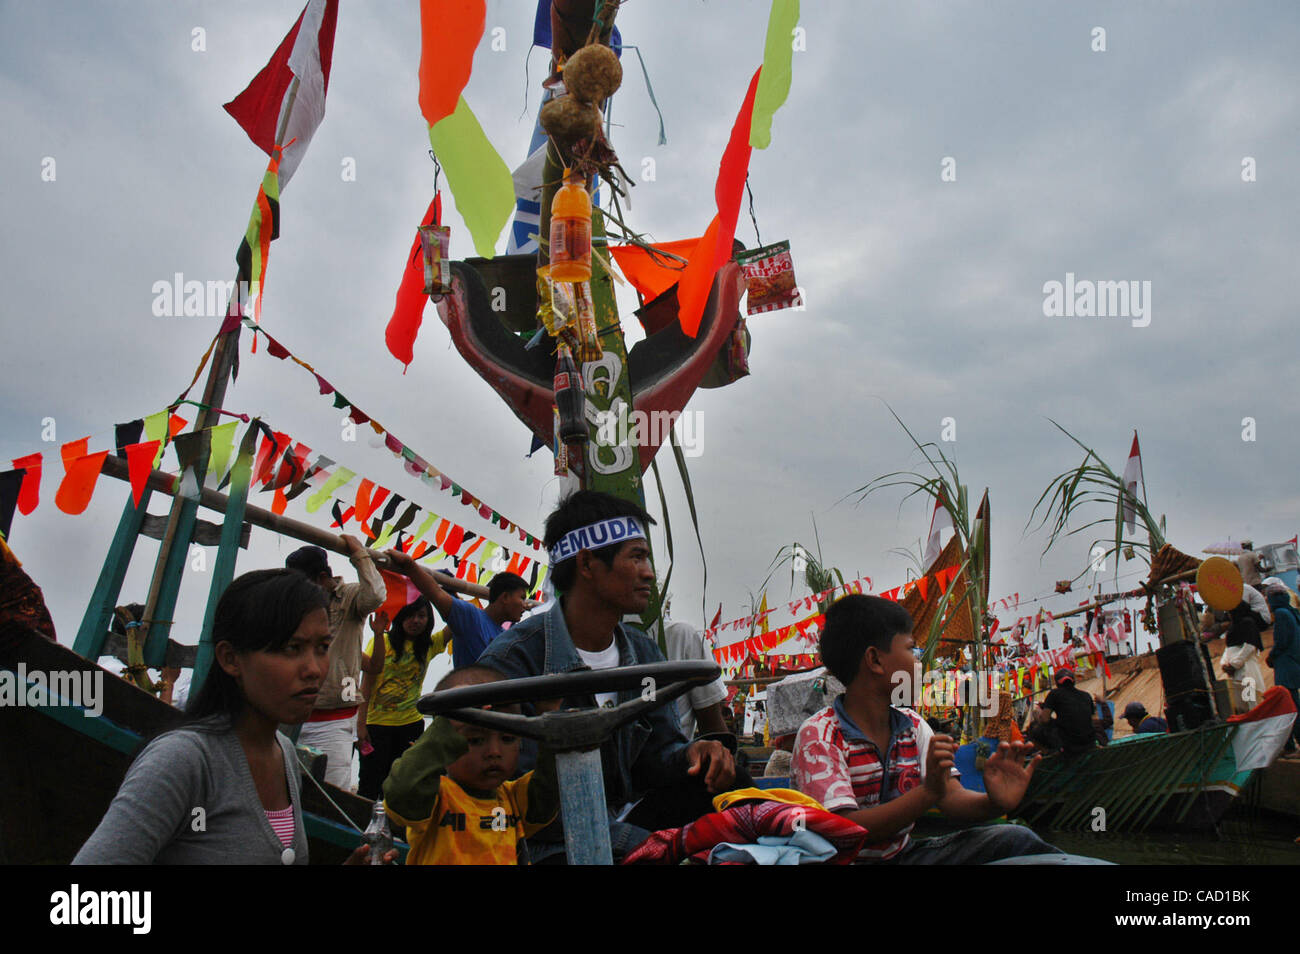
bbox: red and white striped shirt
[791,699,950,860]
[265,805,296,848]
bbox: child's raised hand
[924,734,956,798]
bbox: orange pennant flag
[418,0,485,127]
[124,440,161,507]
[56,441,110,516]
[676,67,761,337]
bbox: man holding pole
[285,535,386,789]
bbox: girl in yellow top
[357,598,446,799]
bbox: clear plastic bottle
[363,798,392,865]
[548,168,592,282]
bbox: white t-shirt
[576,639,621,709]
[663,621,729,738]
[1242,585,1272,625]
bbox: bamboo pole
[98,454,500,603]
[1048,568,1200,622]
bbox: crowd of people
[71,491,1300,865]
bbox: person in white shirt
[662,619,730,738]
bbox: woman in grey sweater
[75,568,385,865]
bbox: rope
[296,756,365,835]
[745,175,762,247]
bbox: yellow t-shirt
[364,630,448,726]
[387,773,549,865]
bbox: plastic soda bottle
[548,168,592,282]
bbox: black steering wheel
[416,661,722,752]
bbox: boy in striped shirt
[792,595,1061,863]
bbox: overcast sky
[3,0,1299,662]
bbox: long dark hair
[387,597,436,664]
[185,568,329,727]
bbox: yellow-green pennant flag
[750,0,800,149]
[428,96,514,258]
[305,467,355,514]
[205,420,239,488]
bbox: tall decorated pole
[411,1,800,640]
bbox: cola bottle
[363,798,392,865]
[554,342,588,445]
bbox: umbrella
[1202,541,1246,555]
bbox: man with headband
[473,490,737,862]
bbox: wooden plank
[193,433,255,697]
[72,489,153,662]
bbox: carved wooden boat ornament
[435,255,745,473]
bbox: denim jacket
[476,600,692,816]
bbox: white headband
[548,518,646,563]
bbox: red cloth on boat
[621,798,868,865]
[1227,685,1297,723]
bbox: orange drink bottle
[548,168,592,282]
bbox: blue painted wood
[555,747,613,865]
[142,495,202,668]
[193,438,254,697]
[72,489,153,662]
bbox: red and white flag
[224,0,339,190]
[1121,432,1143,534]
[923,489,953,569]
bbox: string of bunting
[704,564,962,642]
[211,310,545,551]
[200,416,549,593]
[712,610,825,665]
[0,410,547,595]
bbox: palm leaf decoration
[761,515,847,617]
[848,405,991,681]
[1026,420,1166,586]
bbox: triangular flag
[205,421,239,489]
[923,488,953,569]
[113,420,144,459]
[0,470,22,540]
[1121,431,1143,534]
[676,67,761,336]
[125,441,161,507]
[11,453,41,516]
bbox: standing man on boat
[285,537,386,790]
[1237,541,1264,588]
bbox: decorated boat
[0,0,805,865]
